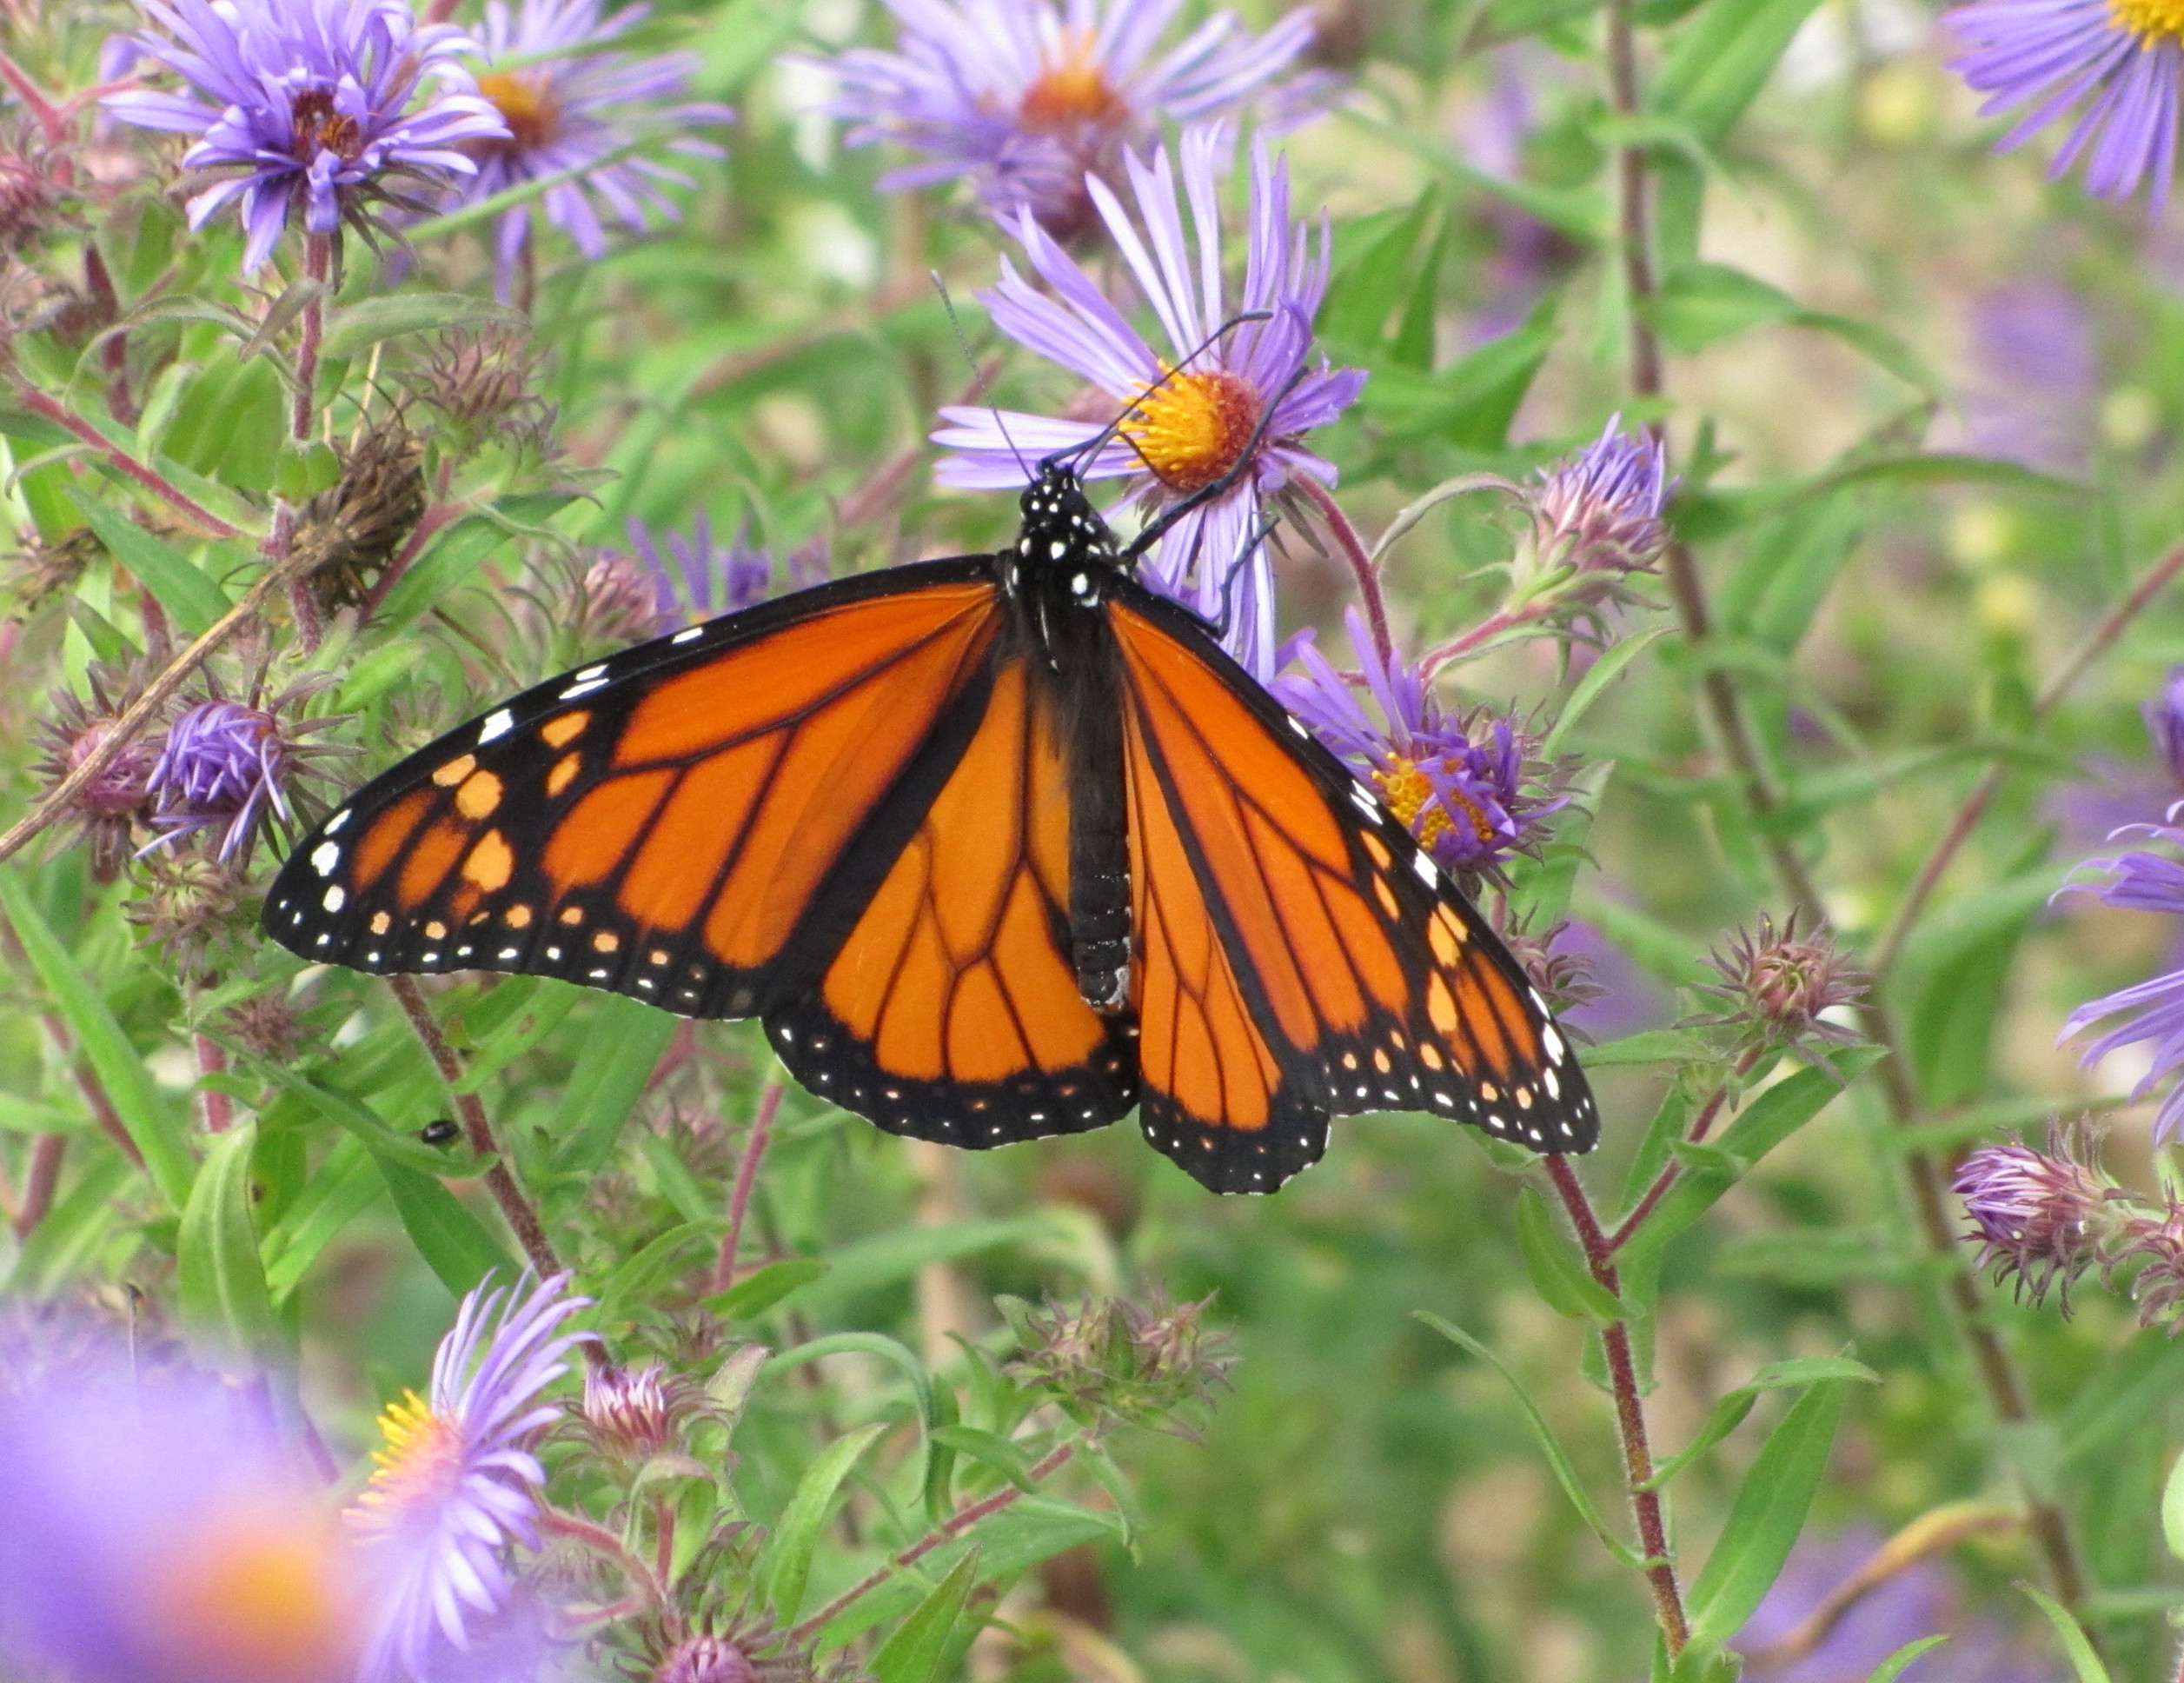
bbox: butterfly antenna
[932,269,1032,482]
[1055,308,1275,481]
[1124,358,1313,563]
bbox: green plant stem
[387,975,563,1283]
[1598,0,2092,1620]
[1607,1047,1759,1254]
[1544,1154,1689,1656]
[784,1437,1081,1646]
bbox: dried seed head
[0,123,63,251]
[1497,916,1606,1025]
[30,662,159,881]
[408,325,554,450]
[8,526,101,609]
[1954,1124,2115,1310]
[295,422,428,615]
[2117,1202,2184,1334]
[125,853,254,978]
[220,990,311,1063]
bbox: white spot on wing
[479,709,514,744]
[560,678,607,701]
[1412,851,1438,887]
[324,809,350,835]
[322,886,345,912]
[672,626,703,644]
[311,842,340,876]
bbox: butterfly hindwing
[1109,586,1597,1188]
[264,561,1006,1017]
[763,652,1140,1146]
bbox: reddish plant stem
[1543,1154,1688,1656]
[284,234,334,650]
[1420,595,1559,675]
[194,1031,233,1134]
[9,387,244,540]
[1606,1045,1762,1254]
[388,975,563,1282]
[360,499,461,619]
[785,1438,1080,1646]
[1292,475,1394,665]
[714,1079,784,1291]
[83,245,136,427]
[1873,537,2184,982]
[0,47,68,146]
[540,1508,667,1608]
[13,1134,63,1240]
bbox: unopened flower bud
[1696,912,1866,1053]
[656,1633,758,1683]
[581,1361,681,1465]
[1954,1127,2114,1308]
[1011,1294,1235,1434]
[2147,667,2184,785]
[1526,416,1670,578]
[31,662,157,881]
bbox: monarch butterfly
[262,456,1597,1192]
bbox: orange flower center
[348,1390,463,1536]
[1019,37,1128,130]
[478,70,562,152]
[1119,367,1262,495]
[139,1500,360,1683]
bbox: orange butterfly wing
[1110,589,1597,1193]
[763,654,1139,1144]
[265,562,1008,1014]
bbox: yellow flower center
[478,70,562,152]
[2109,0,2184,40]
[1119,368,1263,495]
[139,1500,360,1683]
[1019,37,1128,130]
[1373,758,1490,852]
[348,1390,462,1535]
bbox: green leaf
[454,981,583,1094]
[1414,1312,1643,1569]
[261,1137,383,1300]
[1865,1637,1949,1683]
[1642,1354,1877,1490]
[1618,1048,1886,1266]
[787,1215,1064,1317]
[1578,1028,1710,1068]
[1362,296,1558,449]
[373,1153,516,1295]
[1575,895,1717,988]
[1892,868,2061,1108]
[1543,629,1668,755]
[1515,1187,1625,1321]
[592,1221,719,1322]
[1321,190,1437,354]
[176,1123,278,1363]
[246,1058,461,1174]
[321,292,527,360]
[549,996,678,1174]
[10,1151,134,1294]
[2019,1585,2113,1683]
[1686,1380,1847,1645]
[870,1549,982,1683]
[1650,0,1829,143]
[764,1332,937,1432]
[0,873,195,1208]
[712,1256,829,1320]
[762,1421,891,1621]
[69,489,232,635]
[931,1426,1039,1490]
[2162,1449,2184,1563]
[371,515,517,636]
[1643,262,1796,352]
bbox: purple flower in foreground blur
[2059,809,2184,1140]
[103,0,508,272]
[1954,1126,2114,1307]
[0,1346,365,1683]
[1525,415,1670,582]
[1960,282,2098,475]
[935,128,1364,679]
[2148,668,2184,782]
[1271,607,1569,877]
[460,0,733,297]
[1948,0,2184,211]
[348,1273,588,1681]
[825,0,1325,236]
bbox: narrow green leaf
[2161,1449,2184,1562]
[247,1057,461,1174]
[2019,1585,2112,1683]
[1414,1312,1642,1568]
[373,1153,516,1295]
[1543,629,1669,755]
[70,489,232,635]
[711,1257,830,1320]
[1515,1187,1625,1321]
[931,1425,1039,1490]
[455,981,582,1094]
[176,1122,279,1364]
[763,1421,890,1620]
[372,515,516,635]
[549,996,678,1174]
[1865,1637,1948,1683]
[870,1549,982,1683]
[261,1137,383,1299]
[321,292,526,359]
[1642,1354,1878,1490]
[592,1221,719,1322]
[10,1150,134,1294]
[1687,1380,1847,1645]
[1650,0,1828,143]
[1643,261,1796,352]
[764,1332,937,1431]
[0,873,195,1208]
[1578,1028,1711,1068]
[787,1215,1063,1317]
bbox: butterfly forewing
[264,561,1005,1014]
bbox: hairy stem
[388,975,563,1282]
[9,387,245,540]
[194,1031,233,1134]
[1544,1154,1688,1656]
[284,233,334,650]
[714,1078,784,1291]
[1293,474,1395,664]
[785,1438,1081,1646]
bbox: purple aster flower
[935,127,1364,679]
[1954,1124,2116,1307]
[2148,667,2184,782]
[347,1272,590,1682]
[2059,809,2184,1141]
[1947,0,2184,211]
[0,1342,368,1683]
[103,0,509,273]
[458,0,733,298]
[1524,414,1671,580]
[823,0,1327,237]
[1268,607,1569,878]
[1959,282,2098,476]
[147,695,326,863]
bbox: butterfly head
[1016,458,1123,581]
